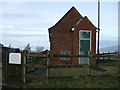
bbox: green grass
[50,67,88,76]
[26,77,118,88]
[26,58,47,72]
[97,61,118,66]
[25,61,119,88]
[91,61,118,76]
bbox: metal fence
[98,52,118,61]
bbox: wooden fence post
[22,51,27,84]
[47,51,49,84]
[118,52,120,88]
[88,51,92,76]
[103,52,104,60]
[5,48,8,82]
[85,51,92,85]
[108,52,110,60]
[118,52,120,79]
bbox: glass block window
[80,31,91,39]
[60,51,70,60]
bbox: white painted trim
[79,30,92,64]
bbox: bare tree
[24,43,31,53]
[35,46,44,53]
[8,44,11,48]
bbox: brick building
[48,6,97,65]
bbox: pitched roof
[83,16,97,28]
[73,16,97,29]
[49,6,83,29]
[49,6,97,33]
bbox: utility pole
[97,0,100,56]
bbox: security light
[71,27,75,32]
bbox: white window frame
[79,30,92,54]
[79,30,92,64]
[60,51,70,60]
[79,30,92,40]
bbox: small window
[50,33,52,37]
[60,51,70,60]
[80,31,91,39]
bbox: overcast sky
[0,1,118,50]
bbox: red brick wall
[49,7,96,65]
[73,17,96,64]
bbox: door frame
[79,30,92,64]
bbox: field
[25,60,119,88]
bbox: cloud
[0,0,119,2]
[2,33,50,50]
[100,37,118,48]
[101,37,118,41]
[2,12,33,19]
[3,33,48,38]
[100,45,119,53]
[2,30,48,37]
[1,2,118,50]
[1,25,50,49]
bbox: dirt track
[27,68,47,81]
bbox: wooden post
[88,51,92,76]
[47,51,49,84]
[108,52,110,61]
[103,52,104,61]
[118,52,120,78]
[5,48,8,82]
[118,52,120,86]
[6,48,9,82]
[22,51,27,84]
[86,51,92,85]
[30,56,32,63]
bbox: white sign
[9,53,21,64]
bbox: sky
[0,0,118,51]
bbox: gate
[2,49,49,88]
[23,52,49,84]
[2,47,24,88]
